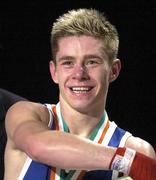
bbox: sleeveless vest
[18,103,132,180]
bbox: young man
[4,9,156,180]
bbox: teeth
[71,87,91,93]
[72,87,89,91]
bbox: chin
[69,100,94,113]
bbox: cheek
[94,68,110,83]
[96,71,110,92]
[56,69,71,87]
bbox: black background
[0,1,156,148]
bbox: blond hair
[51,8,119,62]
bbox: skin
[50,36,121,136]
[4,36,156,180]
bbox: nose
[72,65,89,81]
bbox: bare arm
[125,136,156,159]
[5,101,156,180]
[5,101,115,170]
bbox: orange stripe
[77,170,86,180]
[50,167,56,180]
[98,120,110,144]
[52,106,59,130]
[50,106,59,180]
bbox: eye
[62,61,72,65]
[61,60,74,67]
[86,59,100,66]
[87,60,97,64]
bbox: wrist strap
[110,147,136,175]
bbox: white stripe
[102,121,117,146]
[56,103,64,131]
[17,157,32,180]
[111,170,119,180]
[45,104,54,128]
[71,170,82,180]
[55,103,67,179]
[119,132,132,147]
[55,168,61,180]
[124,148,136,174]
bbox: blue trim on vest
[51,117,56,130]
[83,170,112,180]
[108,127,126,147]
[23,161,50,180]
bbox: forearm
[22,129,156,180]
[8,119,156,180]
[25,130,115,170]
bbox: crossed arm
[5,101,116,170]
[4,101,156,178]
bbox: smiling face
[50,35,120,114]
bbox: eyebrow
[83,54,103,60]
[57,56,75,62]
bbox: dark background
[0,1,156,148]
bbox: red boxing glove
[110,147,156,180]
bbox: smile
[70,87,93,94]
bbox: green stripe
[60,169,76,180]
[61,112,105,140]
[89,114,105,141]
[65,170,76,180]
[60,169,66,179]
[61,114,69,132]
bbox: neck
[59,101,105,138]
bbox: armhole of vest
[108,121,132,148]
[17,157,32,180]
[44,104,54,128]
[119,132,132,147]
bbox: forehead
[56,35,105,58]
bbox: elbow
[126,137,156,159]
[142,143,156,159]
[25,135,45,161]
[136,139,156,159]
[24,134,56,165]
[13,132,44,161]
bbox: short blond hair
[51,8,119,62]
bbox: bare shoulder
[5,101,50,142]
[6,100,49,121]
[125,136,156,159]
[4,101,51,179]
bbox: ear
[109,59,121,83]
[49,61,58,84]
